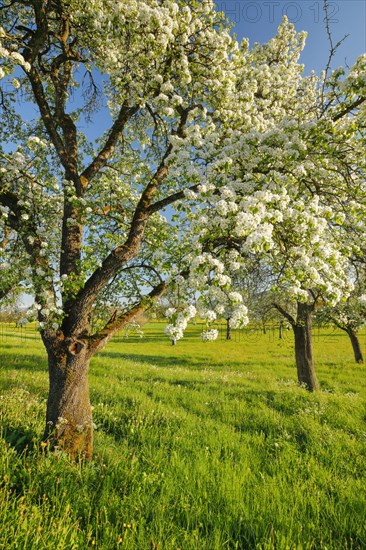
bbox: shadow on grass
[2,424,38,454]
[96,350,258,371]
[96,351,212,369]
[0,353,47,372]
[0,343,17,349]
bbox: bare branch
[319,0,350,114]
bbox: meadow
[0,321,365,549]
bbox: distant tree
[232,260,279,335]
[316,283,366,364]
[0,302,23,324]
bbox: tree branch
[63,108,190,337]
[88,280,167,354]
[27,68,73,174]
[272,303,296,326]
[332,97,366,121]
[147,184,199,215]
[81,103,139,183]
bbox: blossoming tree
[0,0,239,458]
[316,276,366,364]
[178,22,366,391]
[1,1,365,458]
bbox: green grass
[0,322,365,549]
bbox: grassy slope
[0,322,365,549]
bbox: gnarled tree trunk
[346,329,364,363]
[293,302,319,391]
[40,281,167,460]
[43,338,93,460]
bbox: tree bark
[346,329,364,363]
[293,302,319,391]
[226,319,232,340]
[43,340,93,460]
[279,320,283,340]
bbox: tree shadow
[96,351,211,369]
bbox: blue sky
[216,0,366,73]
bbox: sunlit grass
[0,322,365,549]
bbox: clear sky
[216,0,366,73]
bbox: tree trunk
[226,319,231,340]
[38,281,167,461]
[43,340,93,460]
[347,329,364,363]
[279,321,283,340]
[293,302,319,391]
